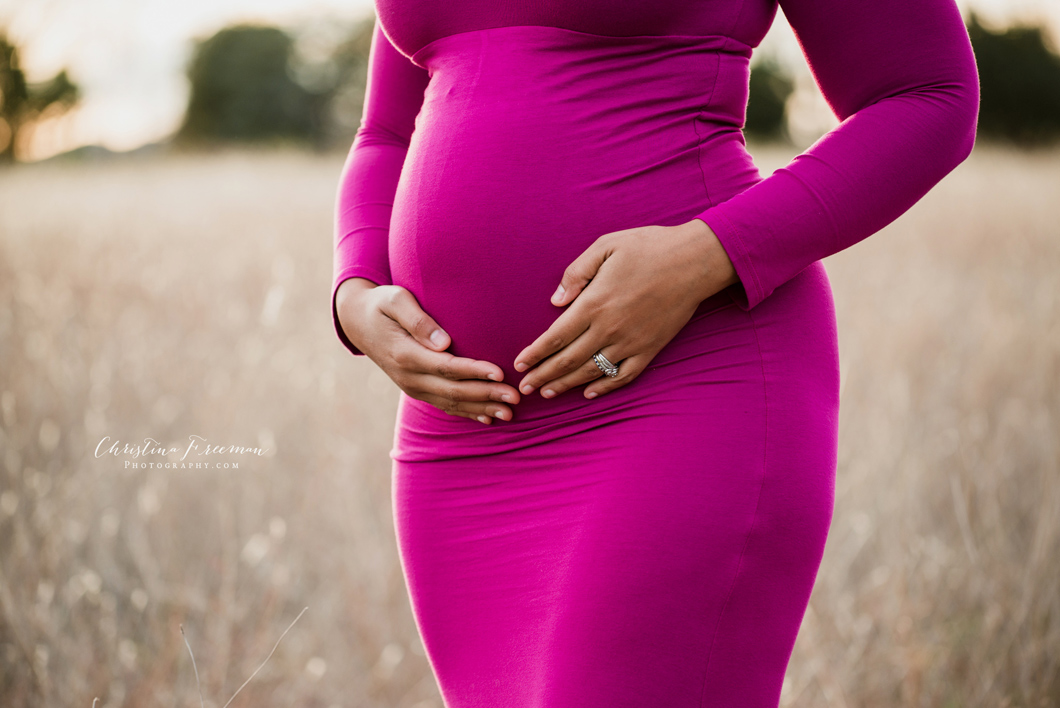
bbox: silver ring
[592,351,620,378]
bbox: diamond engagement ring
[592,351,620,378]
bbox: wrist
[336,276,378,308]
[334,277,380,355]
[681,218,739,299]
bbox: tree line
[1,13,1060,162]
[747,13,1060,144]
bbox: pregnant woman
[331,0,978,704]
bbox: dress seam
[691,0,749,222]
[409,24,754,65]
[691,42,725,211]
[698,303,769,707]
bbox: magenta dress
[330,0,978,704]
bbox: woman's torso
[376,0,835,461]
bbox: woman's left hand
[513,218,740,400]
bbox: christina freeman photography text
[94,435,271,469]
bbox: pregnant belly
[389,26,760,385]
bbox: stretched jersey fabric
[330,1,978,705]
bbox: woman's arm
[331,21,521,422]
[512,0,978,399]
[332,20,430,356]
[695,0,979,309]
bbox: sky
[2,0,1059,161]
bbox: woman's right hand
[335,278,521,424]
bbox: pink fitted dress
[330,0,978,705]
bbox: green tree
[0,31,79,163]
[317,15,374,145]
[744,57,794,142]
[176,24,327,146]
[968,14,1060,144]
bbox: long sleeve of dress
[331,21,429,357]
[695,0,979,310]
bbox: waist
[391,264,838,463]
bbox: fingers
[392,341,512,390]
[517,233,621,372]
[411,375,519,424]
[582,352,651,399]
[520,339,652,401]
[535,355,606,399]
[379,286,508,383]
[387,342,522,425]
[550,235,612,307]
[355,286,519,425]
[378,286,454,356]
[517,329,613,395]
[514,303,594,375]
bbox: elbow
[944,50,981,167]
[918,68,979,176]
[932,15,983,169]
[912,48,981,172]
[952,73,980,165]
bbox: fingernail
[520,384,534,394]
[430,329,447,348]
[586,391,598,399]
[487,371,501,381]
[514,361,528,372]
[476,415,490,424]
[501,393,514,403]
[551,284,565,303]
[493,409,509,421]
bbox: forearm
[332,137,408,356]
[695,0,978,309]
[333,139,407,292]
[331,20,430,356]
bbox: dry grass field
[0,143,1057,707]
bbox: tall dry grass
[0,144,1056,707]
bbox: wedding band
[592,351,620,378]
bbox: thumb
[551,238,610,307]
[383,288,451,351]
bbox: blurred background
[0,0,1058,706]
